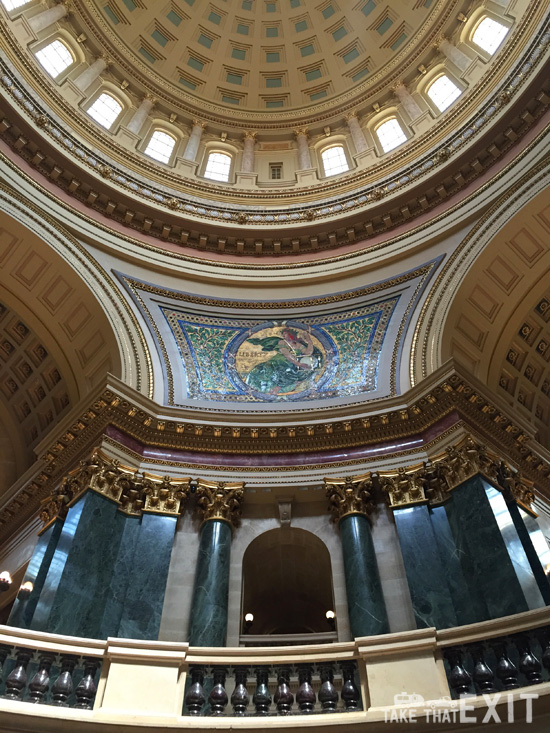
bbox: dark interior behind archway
[241,528,335,636]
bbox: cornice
[1,362,549,546]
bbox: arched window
[86,92,123,130]
[321,145,349,177]
[144,130,177,164]
[376,118,407,153]
[1,0,28,10]
[472,17,508,55]
[204,151,232,182]
[34,39,74,79]
[426,75,462,112]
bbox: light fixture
[0,571,12,592]
[244,612,254,633]
[17,581,33,600]
[326,609,336,630]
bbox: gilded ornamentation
[195,479,245,526]
[379,467,427,508]
[498,462,536,509]
[40,452,191,523]
[324,473,374,521]
[444,436,500,487]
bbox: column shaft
[439,39,471,72]
[73,58,108,92]
[445,476,529,618]
[393,505,458,629]
[394,84,423,121]
[346,115,368,153]
[339,513,389,637]
[28,4,68,33]
[183,123,204,162]
[127,97,154,134]
[241,135,256,172]
[296,132,312,169]
[188,519,232,646]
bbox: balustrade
[0,642,101,707]
[183,660,361,716]
[441,625,550,698]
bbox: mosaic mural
[161,298,398,403]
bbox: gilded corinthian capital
[195,479,245,526]
[324,473,374,522]
[379,466,427,508]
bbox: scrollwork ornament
[195,479,245,527]
[324,473,374,521]
[379,466,426,508]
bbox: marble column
[437,38,471,72]
[393,505,458,629]
[504,497,550,605]
[241,132,256,172]
[28,3,68,33]
[325,475,389,638]
[183,120,205,162]
[117,513,178,639]
[345,113,368,153]
[393,83,423,121]
[444,476,529,619]
[73,57,109,92]
[188,480,244,647]
[7,518,64,629]
[126,95,155,134]
[295,129,312,170]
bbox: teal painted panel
[139,47,156,63]
[266,77,282,87]
[266,52,280,62]
[266,26,278,37]
[300,43,314,56]
[179,77,197,90]
[266,99,283,107]
[310,89,327,100]
[227,73,243,84]
[104,5,119,24]
[222,95,239,104]
[198,34,213,49]
[237,23,249,35]
[322,5,334,19]
[122,0,136,10]
[295,20,307,32]
[332,26,347,41]
[167,10,181,26]
[391,33,407,51]
[361,0,376,16]
[343,48,359,64]
[188,57,204,71]
[376,17,393,35]
[305,68,321,81]
[352,66,369,81]
[209,11,221,24]
[151,29,168,47]
[232,47,246,60]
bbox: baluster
[28,653,54,703]
[471,645,496,694]
[252,666,271,715]
[492,641,519,690]
[231,666,249,716]
[539,629,550,673]
[3,649,31,700]
[209,667,228,715]
[318,662,339,712]
[74,658,100,709]
[515,636,542,685]
[274,667,294,715]
[0,645,10,686]
[444,648,472,697]
[340,662,360,711]
[50,656,76,706]
[296,664,316,713]
[184,666,206,715]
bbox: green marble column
[445,476,529,619]
[506,500,550,605]
[339,513,390,637]
[117,513,178,640]
[393,505,458,629]
[42,491,128,637]
[188,519,232,647]
[430,505,487,625]
[8,518,64,629]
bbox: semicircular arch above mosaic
[120,259,440,412]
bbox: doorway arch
[241,528,335,638]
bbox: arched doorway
[240,528,335,644]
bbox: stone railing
[1,609,550,730]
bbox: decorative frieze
[40,453,191,525]
[195,479,245,527]
[324,473,374,522]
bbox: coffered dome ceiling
[77,0,452,121]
